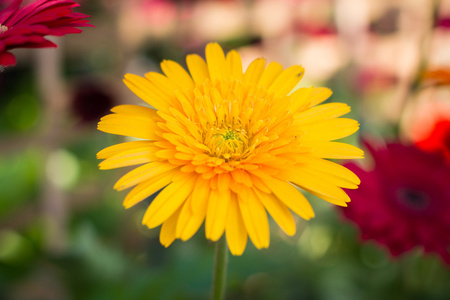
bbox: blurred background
[1,0,450,299]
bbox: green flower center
[222,129,240,141]
[207,126,248,160]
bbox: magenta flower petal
[0,49,15,65]
[0,0,92,66]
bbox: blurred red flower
[0,0,92,67]
[415,119,450,162]
[436,17,450,29]
[341,140,450,264]
[71,78,116,124]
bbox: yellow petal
[230,169,253,187]
[123,169,177,208]
[225,50,243,80]
[172,93,198,124]
[205,43,227,81]
[176,194,206,241]
[123,74,171,111]
[98,115,157,140]
[238,189,270,249]
[114,162,178,191]
[110,105,157,117]
[160,206,182,247]
[98,146,157,170]
[97,141,153,159]
[308,192,348,207]
[164,120,190,137]
[300,118,360,141]
[191,176,211,212]
[145,72,179,97]
[243,58,266,86]
[98,105,159,140]
[280,169,351,204]
[154,149,177,160]
[289,87,314,112]
[268,65,305,97]
[186,54,209,85]
[299,165,358,189]
[258,61,284,89]
[297,159,360,189]
[226,193,248,255]
[306,87,333,108]
[217,173,232,194]
[258,175,314,220]
[143,173,196,228]
[302,141,364,159]
[254,189,296,236]
[205,188,230,241]
[295,103,351,125]
[248,173,271,194]
[160,59,195,92]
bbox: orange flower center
[0,24,8,33]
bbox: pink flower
[341,140,450,264]
[0,0,92,66]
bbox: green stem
[211,236,228,300]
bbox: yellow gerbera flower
[97,43,363,255]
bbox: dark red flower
[71,78,116,124]
[415,119,450,162]
[341,140,450,264]
[0,0,92,67]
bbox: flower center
[190,78,290,163]
[0,24,8,33]
[396,187,430,212]
[192,79,264,162]
[206,126,248,160]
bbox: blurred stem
[211,237,228,300]
[35,38,68,255]
[391,0,436,120]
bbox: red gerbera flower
[415,119,450,162]
[341,140,450,264]
[0,0,92,67]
